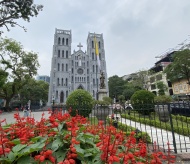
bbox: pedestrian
[23,104,29,117]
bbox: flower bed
[0,111,175,163]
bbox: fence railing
[52,101,190,154]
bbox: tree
[108,75,126,100]
[131,90,155,115]
[122,82,141,100]
[0,37,39,107]
[156,81,168,96]
[66,89,93,117]
[164,49,190,85]
[19,79,49,107]
[0,0,43,33]
[131,70,150,90]
[0,68,8,88]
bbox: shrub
[154,95,172,103]
[131,90,155,115]
[66,89,93,117]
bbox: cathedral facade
[48,29,108,105]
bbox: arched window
[66,78,68,86]
[62,50,64,58]
[93,90,95,97]
[99,53,101,60]
[87,76,89,82]
[66,91,68,98]
[58,37,61,45]
[66,64,68,71]
[61,78,63,86]
[62,64,64,71]
[60,91,64,103]
[98,41,101,48]
[66,38,68,45]
[62,38,64,45]
[56,91,58,99]
[93,78,95,85]
[87,69,89,74]
[58,63,60,71]
[58,50,60,57]
[72,68,73,73]
[66,51,68,58]
[96,65,98,72]
[57,78,59,86]
[93,65,95,73]
[72,76,73,82]
[92,41,94,48]
[92,52,94,60]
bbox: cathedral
[48,28,108,105]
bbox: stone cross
[77,43,83,50]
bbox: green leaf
[51,138,63,151]
[11,138,21,145]
[75,144,85,157]
[29,142,45,151]
[53,149,67,162]
[7,151,15,161]
[31,136,43,143]
[12,144,27,153]
[84,152,92,157]
[17,156,31,164]
[58,122,65,131]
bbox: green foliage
[154,95,172,103]
[164,49,190,84]
[0,37,40,107]
[19,79,49,106]
[66,89,93,117]
[156,81,167,96]
[0,69,8,88]
[102,96,112,104]
[108,75,125,99]
[131,90,155,115]
[0,0,43,33]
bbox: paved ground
[0,110,51,125]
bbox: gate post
[168,103,177,154]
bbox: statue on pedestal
[100,72,105,89]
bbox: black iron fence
[52,101,190,154]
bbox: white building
[48,29,108,105]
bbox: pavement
[0,110,51,125]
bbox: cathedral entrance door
[60,91,64,103]
[78,85,83,89]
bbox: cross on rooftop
[77,42,83,50]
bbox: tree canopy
[0,37,39,107]
[108,75,125,100]
[19,79,49,106]
[164,49,190,85]
[0,0,43,33]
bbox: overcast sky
[2,0,190,78]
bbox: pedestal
[98,89,107,101]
